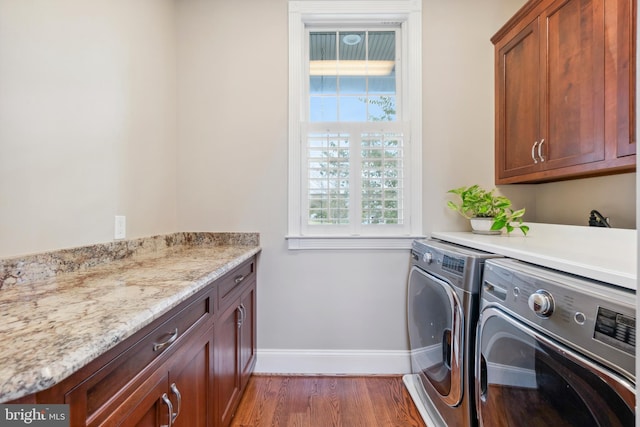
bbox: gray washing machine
[476,258,635,426]
[404,239,500,427]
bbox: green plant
[447,185,529,235]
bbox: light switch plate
[115,215,126,239]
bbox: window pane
[310,76,337,94]
[339,97,367,121]
[309,30,397,123]
[339,32,365,61]
[369,76,395,94]
[310,96,338,121]
[368,31,395,61]
[339,76,366,94]
[310,32,337,60]
[368,31,396,121]
[368,96,396,121]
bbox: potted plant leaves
[446,185,529,235]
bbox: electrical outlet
[115,215,126,239]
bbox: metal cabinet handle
[161,393,174,427]
[538,138,545,162]
[170,383,181,423]
[531,141,539,163]
[234,275,245,285]
[153,328,178,352]
[237,306,243,328]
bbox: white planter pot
[470,217,501,235]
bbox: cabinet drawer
[218,258,256,306]
[67,292,212,426]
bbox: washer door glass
[408,266,463,405]
[476,307,635,427]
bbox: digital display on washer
[442,255,465,275]
[594,307,636,355]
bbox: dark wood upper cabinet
[493,0,636,184]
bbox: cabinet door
[169,325,213,427]
[541,0,606,170]
[66,290,212,427]
[216,300,242,427]
[495,16,542,181]
[607,0,636,158]
[98,369,170,427]
[494,0,635,183]
[239,281,256,390]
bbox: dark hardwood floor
[230,375,427,427]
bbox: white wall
[175,0,413,361]
[535,174,636,228]
[0,0,178,258]
[422,0,537,235]
[175,0,533,372]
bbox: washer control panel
[411,239,500,293]
[594,307,636,355]
[482,258,636,376]
[442,254,465,275]
[528,290,555,318]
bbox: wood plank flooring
[230,375,427,427]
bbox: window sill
[285,235,425,250]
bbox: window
[288,1,422,249]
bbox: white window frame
[287,0,423,250]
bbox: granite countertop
[0,232,261,403]
[432,223,636,290]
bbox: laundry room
[0,0,636,426]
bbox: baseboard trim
[254,348,412,375]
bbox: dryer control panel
[481,258,636,379]
[594,307,636,356]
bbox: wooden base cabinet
[238,284,256,392]
[215,262,257,427]
[17,255,258,427]
[169,328,211,427]
[62,287,214,427]
[493,0,636,184]
[101,324,213,427]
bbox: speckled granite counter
[0,232,261,403]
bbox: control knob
[422,252,433,264]
[528,290,554,318]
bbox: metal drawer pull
[531,141,539,163]
[234,275,245,285]
[153,328,178,352]
[237,305,244,329]
[538,138,545,162]
[170,383,181,423]
[161,393,174,427]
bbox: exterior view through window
[306,29,405,228]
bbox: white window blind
[307,130,351,226]
[303,123,408,233]
[360,130,405,225]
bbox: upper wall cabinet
[492,0,636,184]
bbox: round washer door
[407,266,464,406]
[476,307,635,427]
